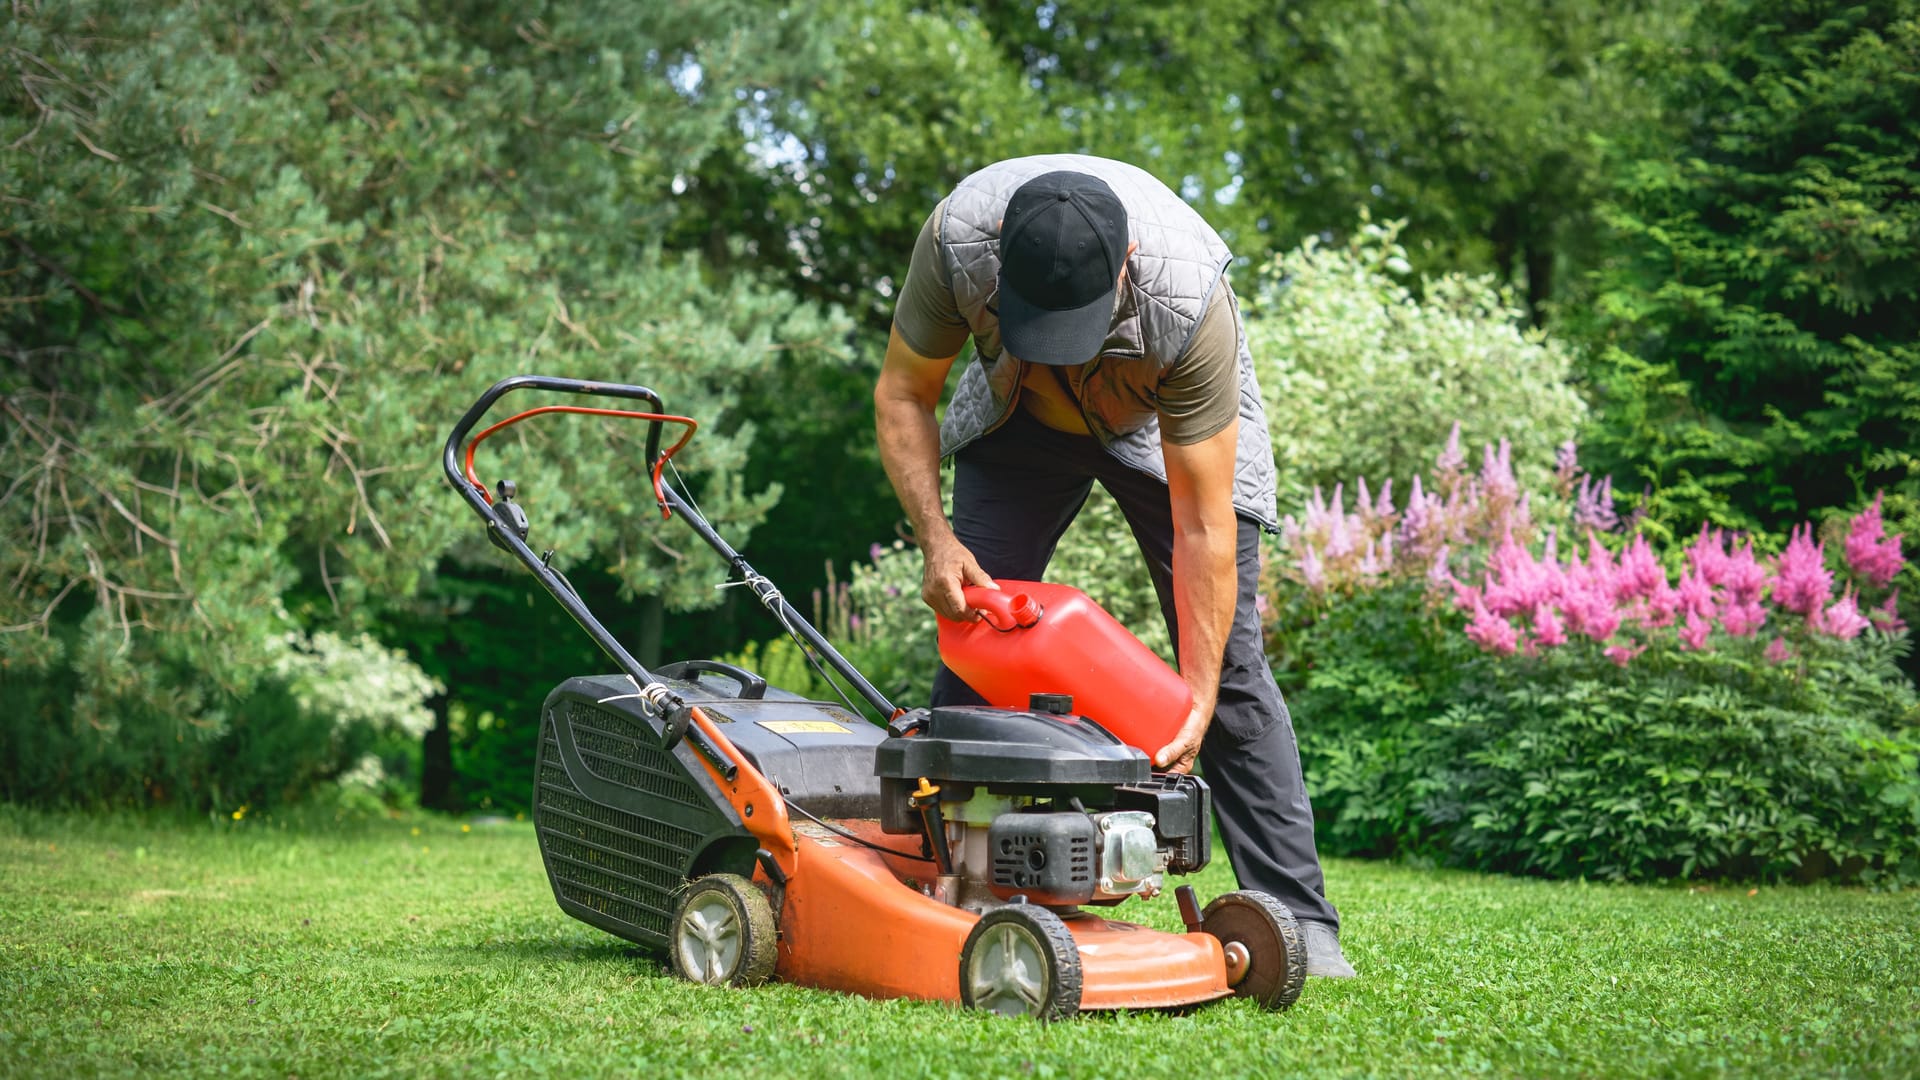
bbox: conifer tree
[1585,0,1920,543]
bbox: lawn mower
[443,375,1306,1019]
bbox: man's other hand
[921,537,997,621]
[1152,702,1212,774]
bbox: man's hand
[1153,700,1213,774]
[921,536,996,621]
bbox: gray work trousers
[930,409,1339,931]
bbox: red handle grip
[963,586,1042,631]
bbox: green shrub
[1290,582,1918,883]
[1246,214,1588,506]
[0,622,438,813]
[1271,433,1920,884]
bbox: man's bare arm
[873,325,995,619]
[1153,415,1241,772]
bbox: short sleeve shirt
[892,199,1241,446]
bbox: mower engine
[874,694,1210,912]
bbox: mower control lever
[660,701,696,752]
[486,478,530,553]
[886,709,930,738]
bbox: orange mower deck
[684,704,1233,1010]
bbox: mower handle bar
[442,375,668,489]
[442,374,902,739]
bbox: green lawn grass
[2,807,1915,1079]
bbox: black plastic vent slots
[563,700,704,808]
[986,811,1099,905]
[531,678,754,949]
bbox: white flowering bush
[272,630,442,742]
[1246,213,1588,507]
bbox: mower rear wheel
[670,873,777,987]
[959,904,1082,1020]
[1200,890,1306,1009]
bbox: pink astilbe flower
[1764,637,1793,665]
[1713,537,1771,636]
[1436,421,1465,475]
[1398,475,1435,555]
[1573,474,1618,532]
[1615,536,1665,599]
[1678,610,1713,652]
[1442,484,1471,544]
[1373,478,1395,520]
[1279,515,1303,552]
[1610,537,1681,628]
[1844,493,1906,589]
[1480,439,1519,507]
[1478,537,1529,618]
[1810,589,1871,640]
[1427,545,1454,591]
[1603,642,1646,667]
[1717,599,1768,638]
[1324,488,1356,560]
[1532,605,1568,648]
[1676,566,1715,620]
[1302,486,1330,534]
[1686,525,1730,587]
[1465,598,1520,655]
[1358,538,1387,578]
[1554,439,1580,493]
[1723,538,1769,608]
[1561,572,1623,642]
[1870,592,1907,635]
[1298,543,1326,590]
[1584,534,1619,592]
[1770,525,1833,616]
[1548,539,1621,642]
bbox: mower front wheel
[670,873,778,987]
[959,904,1082,1020]
[1200,890,1306,1009]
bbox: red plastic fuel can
[935,581,1192,755]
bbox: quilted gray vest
[935,154,1279,530]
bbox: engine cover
[873,705,1150,788]
[986,812,1097,906]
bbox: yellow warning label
[757,720,852,735]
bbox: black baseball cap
[997,171,1129,366]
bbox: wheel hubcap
[678,894,742,983]
[1223,940,1251,986]
[967,923,1049,1016]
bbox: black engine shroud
[873,704,1212,878]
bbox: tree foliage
[1,0,849,807]
[1583,0,1920,544]
[970,0,1678,319]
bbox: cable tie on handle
[717,569,794,631]
[597,675,681,717]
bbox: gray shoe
[1300,920,1356,978]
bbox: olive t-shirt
[892,199,1241,446]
